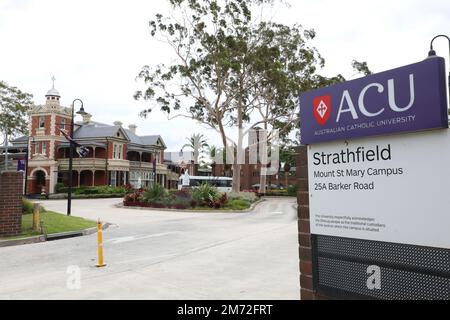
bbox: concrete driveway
[0,197,300,300]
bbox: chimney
[128,124,137,134]
[82,113,92,123]
[113,121,123,127]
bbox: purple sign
[300,57,448,144]
[17,158,26,172]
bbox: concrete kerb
[0,235,46,248]
[115,198,266,214]
[0,223,111,248]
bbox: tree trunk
[285,170,289,189]
[232,76,245,193]
[258,127,268,195]
[232,163,241,192]
[259,168,267,195]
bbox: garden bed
[118,198,265,213]
[123,184,260,211]
[48,193,125,200]
[45,184,127,199]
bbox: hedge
[48,193,125,200]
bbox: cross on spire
[51,76,56,88]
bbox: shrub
[190,199,198,208]
[225,199,251,210]
[192,183,220,203]
[79,187,100,195]
[73,193,124,199]
[172,189,192,200]
[123,189,144,205]
[172,197,191,210]
[73,185,126,195]
[228,191,258,203]
[209,193,228,208]
[142,184,168,202]
[124,183,134,194]
[102,186,126,194]
[55,182,67,193]
[287,184,299,197]
[22,198,46,214]
[22,198,34,215]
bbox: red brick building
[211,130,297,191]
[3,83,180,194]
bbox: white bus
[178,176,233,193]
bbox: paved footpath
[0,198,300,300]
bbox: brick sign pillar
[296,145,328,300]
[0,171,23,236]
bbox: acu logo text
[313,74,415,126]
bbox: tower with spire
[45,76,61,107]
[26,77,72,194]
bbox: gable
[113,127,129,141]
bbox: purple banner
[300,57,448,144]
[17,158,26,172]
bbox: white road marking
[107,232,178,244]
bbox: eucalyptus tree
[135,0,367,191]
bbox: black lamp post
[67,99,87,216]
[24,136,35,196]
[428,34,450,109]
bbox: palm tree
[182,133,209,165]
[207,145,217,160]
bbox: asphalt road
[0,198,300,300]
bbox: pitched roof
[10,136,28,143]
[123,128,145,145]
[140,135,165,147]
[73,121,166,148]
[74,122,119,139]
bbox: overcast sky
[1,0,449,150]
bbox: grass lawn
[1,211,97,240]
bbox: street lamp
[67,99,87,216]
[428,34,450,109]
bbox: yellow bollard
[96,220,106,268]
[32,203,41,232]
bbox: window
[113,144,123,159]
[61,119,65,130]
[118,144,122,159]
[31,141,37,155]
[41,142,47,155]
[39,116,45,128]
[110,171,117,187]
